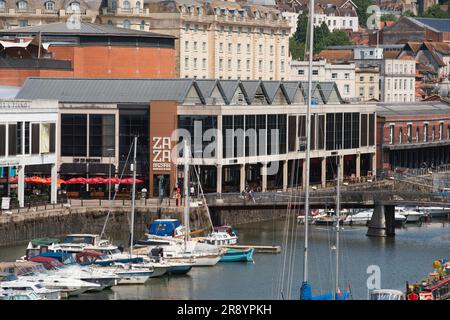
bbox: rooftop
[16,77,345,105]
[377,101,450,117]
[0,22,174,39]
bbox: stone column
[240,164,246,192]
[51,164,57,204]
[321,157,326,188]
[17,165,25,208]
[367,204,396,237]
[356,153,361,178]
[261,163,267,192]
[283,160,288,191]
[216,164,222,194]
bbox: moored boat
[220,248,254,262]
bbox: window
[0,125,5,156]
[202,58,206,70]
[440,123,444,141]
[69,1,79,11]
[424,124,428,142]
[398,128,403,144]
[18,20,28,27]
[247,43,250,53]
[0,1,5,9]
[344,73,350,79]
[228,43,232,53]
[61,114,87,157]
[369,86,374,97]
[281,46,285,56]
[219,58,223,70]
[140,20,145,31]
[228,26,232,33]
[202,42,206,52]
[123,0,130,8]
[344,84,350,94]
[416,127,420,143]
[45,1,54,10]
[258,60,262,71]
[270,45,273,55]
[359,76,364,81]
[123,19,131,28]
[298,69,305,75]
[259,44,262,54]
[312,69,318,76]
[17,0,27,10]
[135,1,140,8]
[432,126,436,141]
[219,42,223,52]
[193,41,197,51]
[237,43,241,53]
[370,76,374,82]
[246,59,250,71]
[281,61,285,72]
[220,25,224,33]
[237,59,241,71]
[269,60,273,72]
[89,115,115,157]
[332,73,338,79]
[389,125,394,144]
[184,57,189,70]
[193,58,197,69]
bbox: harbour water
[1,217,450,300]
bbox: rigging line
[100,137,135,239]
[279,194,293,299]
[191,164,214,232]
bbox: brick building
[377,101,450,173]
[0,22,176,86]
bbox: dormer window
[122,0,130,9]
[198,7,203,15]
[135,1,140,9]
[0,0,6,9]
[17,0,27,11]
[123,19,130,28]
[69,1,80,11]
[215,7,220,15]
[45,1,54,10]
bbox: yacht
[91,263,152,285]
[396,207,424,223]
[0,288,43,300]
[0,280,62,300]
[344,209,407,226]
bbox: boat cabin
[370,289,405,300]
[213,226,237,237]
[149,219,182,237]
[62,234,101,246]
[0,261,47,277]
[35,252,76,265]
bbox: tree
[423,4,450,18]
[325,30,353,47]
[289,37,305,60]
[353,0,376,27]
[403,10,416,17]
[293,12,308,44]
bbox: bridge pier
[367,204,395,237]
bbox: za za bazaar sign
[152,137,171,172]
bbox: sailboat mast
[302,0,315,285]
[183,140,190,251]
[130,136,138,255]
[335,155,341,299]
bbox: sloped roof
[0,22,173,39]
[16,78,194,103]
[16,78,346,105]
[240,80,261,104]
[410,17,450,33]
[377,101,450,117]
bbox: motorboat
[0,288,43,300]
[136,219,184,246]
[369,289,405,300]
[15,275,100,297]
[396,207,424,223]
[344,209,407,226]
[416,207,450,218]
[91,263,152,285]
[200,226,238,246]
[0,280,62,300]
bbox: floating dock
[225,245,281,254]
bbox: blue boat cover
[149,220,181,237]
[37,252,76,265]
[300,282,350,300]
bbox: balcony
[101,7,150,16]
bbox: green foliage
[403,10,416,17]
[353,0,376,27]
[423,4,450,18]
[290,15,352,60]
[380,14,397,22]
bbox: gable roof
[409,17,450,33]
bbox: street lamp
[106,148,115,201]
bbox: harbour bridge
[204,170,450,237]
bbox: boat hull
[167,265,192,275]
[220,249,254,262]
[116,273,151,285]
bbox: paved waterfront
[1,218,450,300]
